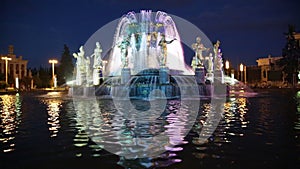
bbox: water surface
[0,89,299,169]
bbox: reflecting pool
[0,89,299,169]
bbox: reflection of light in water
[71,98,191,167]
[255,98,274,137]
[42,93,63,137]
[165,100,189,147]
[47,91,61,97]
[71,99,103,157]
[192,97,249,159]
[0,94,22,153]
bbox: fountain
[70,10,227,99]
[69,10,229,159]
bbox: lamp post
[225,60,230,75]
[1,56,12,84]
[49,59,58,88]
[239,63,244,82]
[244,65,247,84]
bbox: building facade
[245,32,300,88]
[256,55,283,82]
[246,54,284,87]
[0,45,28,83]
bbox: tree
[57,44,74,85]
[32,67,51,88]
[279,25,300,85]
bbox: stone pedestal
[214,70,224,84]
[212,70,226,96]
[206,72,214,83]
[81,72,87,86]
[83,87,89,97]
[93,68,101,85]
[195,67,206,84]
[121,68,131,84]
[159,67,170,84]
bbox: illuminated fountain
[105,10,193,76]
[69,10,229,160]
[71,10,227,99]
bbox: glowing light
[49,59,58,88]
[1,56,12,84]
[239,64,244,72]
[42,97,62,137]
[225,60,229,70]
[15,78,19,89]
[231,73,235,85]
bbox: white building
[256,55,282,82]
[0,45,28,81]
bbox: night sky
[0,0,299,68]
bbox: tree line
[31,44,75,88]
[278,24,300,85]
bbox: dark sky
[0,0,299,68]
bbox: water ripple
[0,94,22,153]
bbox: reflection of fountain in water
[70,98,197,167]
[0,94,22,153]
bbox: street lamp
[244,65,247,84]
[49,59,58,88]
[225,60,230,75]
[1,56,12,84]
[239,63,244,82]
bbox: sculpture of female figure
[118,36,131,68]
[73,46,86,72]
[73,46,86,85]
[150,32,158,48]
[214,40,223,71]
[90,42,103,85]
[158,34,176,66]
[213,40,220,58]
[91,42,103,69]
[192,36,209,67]
[207,53,214,73]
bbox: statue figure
[73,46,86,72]
[91,42,103,85]
[214,40,223,71]
[91,42,103,69]
[213,40,220,58]
[192,36,209,67]
[118,36,131,68]
[73,46,86,85]
[149,32,158,48]
[207,53,214,73]
[158,34,176,66]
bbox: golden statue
[158,34,176,66]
